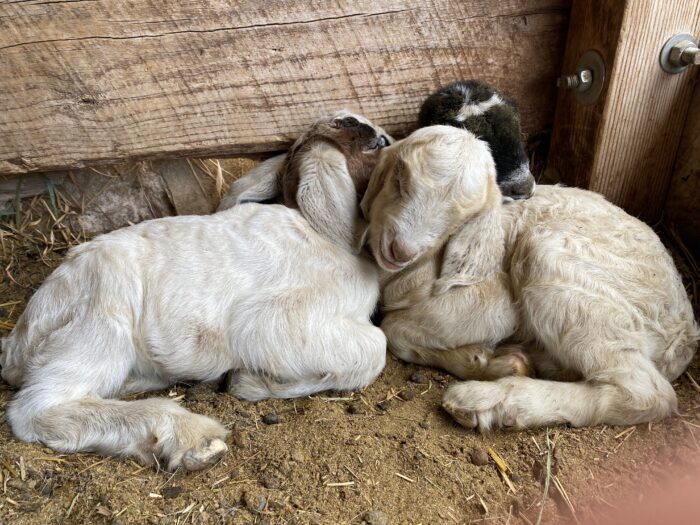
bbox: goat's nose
[390,238,417,264]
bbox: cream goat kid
[0,111,388,469]
[361,125,698,430]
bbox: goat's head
[418,80,535,201]
[361,125,500,273]
[223,111,392,253]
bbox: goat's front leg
[381,276,526,379]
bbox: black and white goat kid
[418,80,535,200]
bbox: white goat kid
[1,111,389,469]
[361,125,698,430]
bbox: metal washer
[575,50,606,106]
[659,33,697,74]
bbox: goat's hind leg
[442,352,677,431]
[7,318,228,470]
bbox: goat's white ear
[434,208,505,295]
[296,142,364,253]
[216,154,286,211]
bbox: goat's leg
[7,318,228,470]
[227,320,386,400]
[381,303,527,380]
[387,341,531,380]
[442,353,677,430]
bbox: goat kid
[0,111,389,469]
[361,125,698,430]
[418,80,536,201]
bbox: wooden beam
[0,0,570,175]
[548,0,700,222]
[665,79,700,257]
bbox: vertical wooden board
[548,0,700,222]
[547,0,627,188]
[590,1,700,219]
[0,0,571,174]
[665,80,700,256]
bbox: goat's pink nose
[389,238,417,264]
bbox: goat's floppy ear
[216,154,286,211]
[296,142,364,253]
[434,207,505,295]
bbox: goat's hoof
[180,438,228,471]
[442,402,478,429]
[442,381,508,432]
[508,351,531,376]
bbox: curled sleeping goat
[361,125,698,430]
[0,111,390,470]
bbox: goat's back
[1,203,379,386]
[503,185,698,379]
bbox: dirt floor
[1,171,699,524]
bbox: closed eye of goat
[361,125,699,431]
[0,111,390,470]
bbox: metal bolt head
[579,69,593,85]
[670,40,694,66]
[557,69,593,90]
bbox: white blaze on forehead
[454,93,503,122]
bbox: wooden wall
[665,79,700,257]
[0,1,571,175]
[547,0,700,223]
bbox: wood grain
[0,0,571,174]
[665,79,700,256]
[548,0,700,222]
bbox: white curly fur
[361,125,698,431]
[0,112,388,469]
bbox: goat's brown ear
[217,154,285,211]
[434,207,505,295]
[296,142,364,253]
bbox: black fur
[418,80,534,199]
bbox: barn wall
[665,79,700,257]
[0,0,571,175]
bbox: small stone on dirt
[347,402,363,414]
[409,371,427,384]
[400,390,415,401]
[7,479,30,492]
[262,476,281,490]
[161,486,183,499]
[377,399,392,411]
[470,449,490,466]
[243,491,267,513]
[262,413,279,425]
[231,431,249,448]
[364,509,389,525]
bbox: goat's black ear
[217,154,285,211]
[435,207,505,295]
[296,142,365,253]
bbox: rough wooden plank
[0,0,571,174]
[548,0,700,222]
[665,80,700,257]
